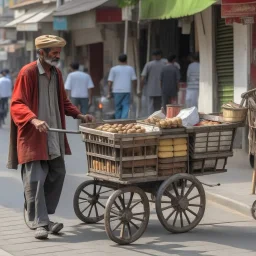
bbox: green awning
[140,0,217,20]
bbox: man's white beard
[44,57,59,67]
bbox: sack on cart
[177,107,199,127]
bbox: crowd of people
[141,49,200,115]
[104,49,200,119]
[64,50,200,121]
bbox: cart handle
[48,128,80,134]
[241,88,256,99]
[240,88,256,107]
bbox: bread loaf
[174,144,187,152]
[174,151,187,157]
[158,152,174,158]
[173,138,187,145]
[158,146,174,152]
[159,139,173,146]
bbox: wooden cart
[23,119,242,245]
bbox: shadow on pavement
[45,220,256,256]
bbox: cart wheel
[104,186,150,245]
[23,202,36,230]
[251,200,256,220]
[156,173,206,234]
[73,180,114,224]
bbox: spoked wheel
[251,200,256,220]
[73,180,114,224]
[104,186,150,245]
[23,202,36,230]
[156,173,206,233]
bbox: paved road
[1,118,256,256]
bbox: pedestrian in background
[65,62,94,115]
[141,49,165,115]
[162,54,180,70]
[186,53,200,108]
[7,35,94,240]
[108,54,137,119]
[0,70,12,126]
[160,54,180,113]
[4,69,11,80]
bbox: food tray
[137,120,185,134]
[80,121,160,139]
[186,114,244,133]
[80,121,161,181]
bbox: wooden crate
[189,156,229,175]
[187,114,241,159]
[158,157,187,176]
[80,122,161,181]
[158,133,189,176]
[189,130,235,155]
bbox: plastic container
[166,105,182,118]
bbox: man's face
[41,47,62,67]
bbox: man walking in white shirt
[186,53,200,108]
[65,62,94,115]
[108,54,137,119]
[0,70,12,126]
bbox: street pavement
[198,149,256,217]
[1,117,256,255]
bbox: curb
[206,191,252,218]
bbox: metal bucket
[166,104,182,118]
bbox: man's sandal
[48,222,64,234]
[35,227,48,239]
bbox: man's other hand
[77,114,95,123]
[31,119,49,133]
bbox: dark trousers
[0,97,8,124]
[22,157,66,228]
[148,96,162,116]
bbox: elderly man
[7,35,94,240]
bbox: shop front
[220,0,253,150]
[139,0,216,109]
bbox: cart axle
[201,182,221,188]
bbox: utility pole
[124,20,129,54]
[56,0,64,8]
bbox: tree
[117,0,139,7]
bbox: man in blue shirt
[108,54,137,119]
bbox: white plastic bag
[148,109,166,120]
[177,107,199,127]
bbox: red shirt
[10,61,81,165]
